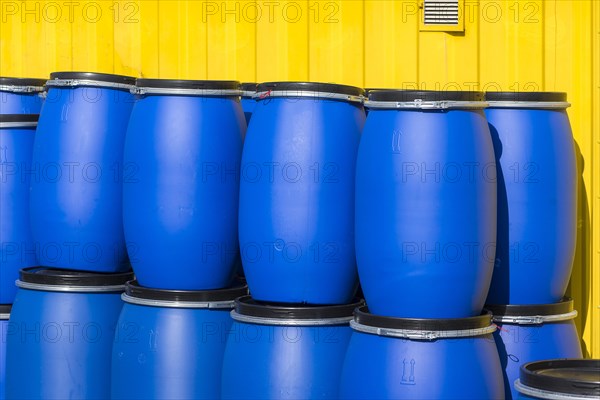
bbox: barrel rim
[135,79,240,90]
[0,77,46,91]
[240,82,257,94]
[486,298,574,317]
[256,81,365,98]
[367,89,485,103]
[0,304,11,318]
[48,71,136,86]
[354,306,493,331]
[234,295,364,320]
[486,91,567,102]
[0,114,39,127]
[19,267,134,288]
[124,280,248,304]
[518,359,600,397]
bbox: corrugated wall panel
[0,0,598,356]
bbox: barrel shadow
[567,141,591,357]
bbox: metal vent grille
[423,0,459,25]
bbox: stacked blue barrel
[0,76,46,400]
[3,72,136,399]
[342,89,505,399]
[234,82,366,399]
[115,78,249,399]
[484,92,582,399]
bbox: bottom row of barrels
[0,268,595,400]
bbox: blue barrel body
[5,268,131,400]
[29,72,135,272]
[485,93,577,304]
[0,78,45,114]
[340,308,505,399]
[357,91,496,318]
[0,306,10,400]
[488,301,582,399]
[112,282,247,400]
[238,82,365,304]
[221,297,361,399]
[240,83,257,124]
[0,116,38,303]
[123,80,245,289]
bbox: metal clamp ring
[255,90,364,104]
[16,280,126,293]
[121,293,235,309]
[492,310,578,325]
[45,79,135,91]
[132,87,242,97]
[0,85,45,93]
[486,101,571,109]
[365,100,489,110]
[230,310,353,326]
[0,122,38,129]
[350,320,497,340]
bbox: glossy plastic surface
[0,125,37,303]
[5,287,124,399]
[123,94,245,289]
[356,108,497,317]
[29,86,134,272]
[0,92,43,114]
[486,108,577,304]
[239,97,365,304]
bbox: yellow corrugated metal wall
[1,0,598,356]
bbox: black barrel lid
[520,359,600,396]
[0,304,12,315]
[125,280,248,302]
[368,90,485,102]
[234,295,364,320]
[486,91,567,102]
[20,267,133,287]
[49,71,136,86]
[0,114,39,123]
[257,81,364,97]
[241,83,257,92]
[486,298,574,317]
[355,306,492,331]
[0,77,46,88]
[135,79,239,90]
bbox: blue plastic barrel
[485,92,577,305]
[29,72,135,272]
[123,79,244,289]
[5,267,132,400]
[340,307,505,399]
[0,305,10,400]
[515,359,599,399]
[239,82,365,304]
[240,83,257,124]
[357,90,496,318]
[487,300,583,399]
[222,296,363,399]
[112,281,248,400]
[0,115,38,304]
[0,77,45,114]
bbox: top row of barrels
[0,72,577,320]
